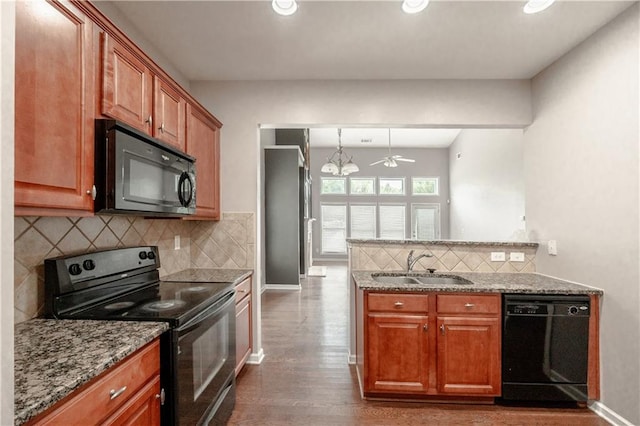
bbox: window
[411,204,441,240]
[350,178,376,195]
[379,204,406,239]
[379,178,405,195]
[412,177,439,196]
[320,177,346,195]
[321,204,347,253]
[350,204,376,239]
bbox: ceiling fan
[369,129,416,168]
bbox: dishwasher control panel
[505,299,590,316]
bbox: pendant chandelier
[321,129,359,177]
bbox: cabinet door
[186,103,220,220]
[436,316,501,396]
[366,314,430,394]
[102,376,161,426]
[101,32,152,133]
[153,76,185,150]
[15,0,95,214]
[235,293,252,376]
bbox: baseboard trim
[347,352,356,365]
[264,284,301,291]
[247,348,265,365]
[589,401,634,426]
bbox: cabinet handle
[156,388,165,405]
[394,301,404,308]
[86,185,96,200]
[423,324,428,332]
[145,115,153,126]
[109,385,127,400]
[440,324,445,335]
[464,303,475,308]
[159,123,165,133]
[238,289,247,293]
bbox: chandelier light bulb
[523,0,555,14]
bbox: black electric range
[45,246,236,426]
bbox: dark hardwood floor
[228,264,608,425]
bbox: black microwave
[94,119,196,216]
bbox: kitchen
[1,0,639,425]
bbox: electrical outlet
[548,240,557,256]
[174,235,181,250]
[510,252,525,262]
[490,252,506,262]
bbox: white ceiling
[109,0,633,81]
[309,128,462,148]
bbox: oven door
[174,290,236,425]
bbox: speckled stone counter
[347,239,539,248]
[15,319,169,425]
[161,268,253,284]
[353,271,603,295]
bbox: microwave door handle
[177,172,193,207]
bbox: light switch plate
[490,252,506,262]
[174,235,181,250]
[510,252,525,262]
[548,240,557,256]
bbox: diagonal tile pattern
[13,212,255,323]
[350,242,537,273]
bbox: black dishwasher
[502,294,590,402]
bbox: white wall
[190,79,532,213]
[449,129,525,241]
[524,5,639,424]
[1,1,15,423]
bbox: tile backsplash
[350,241,537,273]
[14,212,254,323]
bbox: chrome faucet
[407,250,433,271]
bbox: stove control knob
[147,251,156,260]
[68,263,82,276]
[568,306,579,315]
[139,251,148,260]
[83,259,96,271]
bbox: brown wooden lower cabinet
[235,275,253,376]
[26,339,161,425]
[358,290,501,399]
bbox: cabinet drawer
[437,294,500,315]
[33,340,160,425]
[235,277,251,304]
[368,293,429,313]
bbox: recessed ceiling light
[402,0,429,14]
[523,0,556,14]
[272,0,298,16]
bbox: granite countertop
[15,319,169,425]
[161,268,253,284]
[352,271,602,295]
[347,239,539,248]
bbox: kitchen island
[14,319,168,425]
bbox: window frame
[320,177,347,195]
[379,177,406,196]
[349,203,377,239]
[349,177,377,196]
[378,203,407,240]
[412,177,440,196]
[320,202,348,254]
[411,203,441,240]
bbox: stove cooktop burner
[103,301,136,310]
[142,299,187,312]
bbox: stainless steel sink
[371,276,421,284]
[371,274,472,285]
[414,276,472,285]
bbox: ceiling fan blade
[369,159,386,166]
[396,158,416,163]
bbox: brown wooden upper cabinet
[101,33,186,151]
[186,104,221,220]
[14,0,96,216]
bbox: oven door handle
[177,290,235,335]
